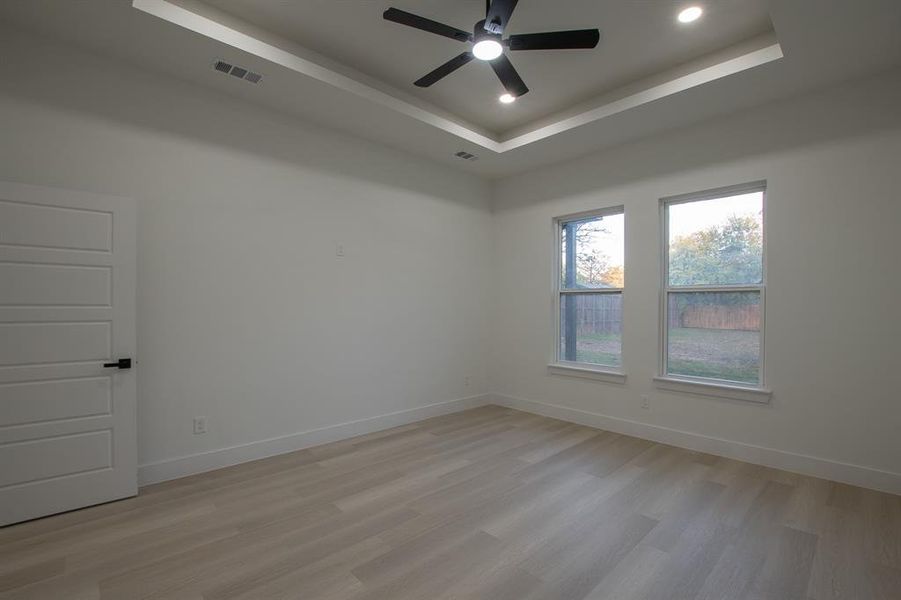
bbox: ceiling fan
[383,0,600,99]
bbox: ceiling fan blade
[383,8,472,42]
[414,52,475,87]
[507,29,600,51]
[489,54,528,97]
[484,0,518,34]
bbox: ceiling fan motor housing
[473,20,502,45]
[484,17,504,35]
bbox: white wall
[4,25,900,493]
[0,28,493,479]
[491,69,901,491]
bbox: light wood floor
[1,406,899,599]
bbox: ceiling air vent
[454,151,478,161]
[212,60,263,85]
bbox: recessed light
[472,39,503,61]
[499,93,516,104]
[677,6,703,23]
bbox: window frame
[550,205,626,380]
[658,181,769,395]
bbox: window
[555,207,624,371]
[661,183,765,388]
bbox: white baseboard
[138,394,490,486]
[491,393,901,496]
[138,390,901,496]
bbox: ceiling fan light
[472,39,503,61]
[677,6,703,23]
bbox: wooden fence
[569,295,760,335]
[570,294,622,335]
[674,302,760,331]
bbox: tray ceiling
[1,0,899,176]
[202,0,774,135]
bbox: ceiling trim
[132,0,499,149]
[499,39,783,151]
[133,0,783,155]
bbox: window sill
[653,376,772,404]
[548,363,627,384]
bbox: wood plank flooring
[1,405,899,599]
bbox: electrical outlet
[464,376,471,388]
[336,243,345,257]
[641,395,650,410]
[193,416,208,434]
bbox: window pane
[560,293,622,367]
[667,191,763,286]
[561,213,624,290]
[667,291,760,384]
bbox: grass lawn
[667,327,759,384]
[575,349,622,367]
[574,331,622,367]
[567,328,759,383]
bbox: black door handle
[103,358,132,370]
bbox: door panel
[0,322,111,366]
[0,262,111,306]
[0,181,136,526]
[0,199,113,251]
[0,377,111,427]
[0,430,112,488]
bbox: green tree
[669,215,762,286]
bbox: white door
[0,181,136,526]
